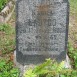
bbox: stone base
[64,54,71,68]
[14,51,71,77]
[14,51,36,77]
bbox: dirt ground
[69,14,77,48]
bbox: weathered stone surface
[16,0,69,65]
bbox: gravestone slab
[16,0,69,65]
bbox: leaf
[23,69,36,77]
[56,61,65,72]
[60,75,65,77]
[33,58,51,74]
[0,60,6,68]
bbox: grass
[70,0,77,19]
[0,59,19,77]
[0,24,15,54]
[70,0,77,12]
[0,0,9,11]
[69,0,77,44]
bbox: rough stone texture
[16,0,69,65]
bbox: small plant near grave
[23,59,77,77]
[0,24,15,54]
[0,23,15,34]
[0,59,19,77]
[68,43,77,69]
[0,0,9,11]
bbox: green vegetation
[70,0,77,20]
[0,23,19,77]
[0,59,19,77]
[0,0,9,11]
[0,24,15,54]
[70,0,77,13]
[68,43,77,69]
[24,59,77,77]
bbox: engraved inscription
[16,0,68,55]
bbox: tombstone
[16,0,69,65]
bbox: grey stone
[16,0,69,65]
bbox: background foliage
[0,0,9,11]
[0,59,19,77]
[0,24,15,54]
